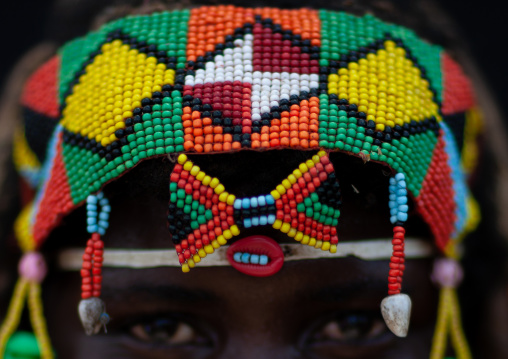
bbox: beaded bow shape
[169,151,341,271]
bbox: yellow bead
[183,161,193,171]
[311,154,320,164]
[282,179,291,189]
[227,194,236,206]
[219,192,228,202]
[294,232,303,241]
[177,154,187,164]
[204,245,214,254]
[287,174,297,184]
[288,228,297,238]
[209,178,219,189]
[276,184,286,194]
[280,222,291,233]
[305,159,315,169]
[193,254,201,263]
[217,235,227,245]
[270,189,281,200]
[315,240,323,249]
[202,175,212,186]
[317,150,326,158]
[301,235,310,245]
[190,165,200,176]
[198,248,207,258]
[187,259,195,268]
[214,184,225,194]
[293,169,302,178]
[230,225,240,236]
[299,163,308,173]
[223,229,233,240]
[321,242,331,251]
[272,219,282,230]
[196,171,205,181]
[330,245,337,253]
[181,264,190,273]
[211,240,220,249]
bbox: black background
[1,0,506,126]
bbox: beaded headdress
[4,6,481,359]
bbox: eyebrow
[102,283,216,303]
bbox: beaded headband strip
[4,6,481,359]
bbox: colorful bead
[18,253,47,283]
[168,151,340,270]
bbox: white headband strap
[58,238,434,270]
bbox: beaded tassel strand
[380,173,412,337]
[0,252,54,358]
[78,192,111,336]
[430,258,472,359]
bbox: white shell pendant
[78,297,107,336]
[380,293,412,337]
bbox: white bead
[252,113,261,120]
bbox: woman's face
[44,151,437,358]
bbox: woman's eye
[130,318,201,345]
[312,312,387,343]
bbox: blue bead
[396,189,407,196]
[389,177,396,185]
[233,252,242,262]
[96,192,104,200]
[87,217,97,225]
[250,197,258,208]
[389,194,396,201]
[243,218,252,228]
[99,198,109,206]
[87,225,98,233]
[267,214,276,224]
[98,220,109,229]
[397,212,408,222]
[233,199,242,210]
[389,184,397,193]
[388,201,397,210]
[259,255,269,265]
[86,204,97,211]
[390,208,398,216]
[265,195,275,205]
[397,180,407,189]
[242,198,251,209]
[250,254,260,264]
[257,195,266,207]
[241,253,251,264]
[397,197,407,205]
[98,227,106,235]
[390,215,397,224]
[259,216,268,226]
[398,205,409,213]
[87,210,97,218]
[102,205,111,213]
[86,195,97,204]
[99,212,109,220]
[251,217,260,226]
[395,173,405,181]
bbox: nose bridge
[215,285,301,359]
[220,326,300,359]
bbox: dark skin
[42,151,438,358]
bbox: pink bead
[18,252,47,283]
[431,258,463,288]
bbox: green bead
[5,331,40,359]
